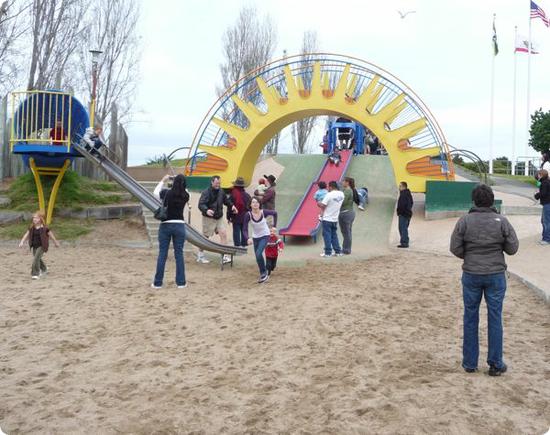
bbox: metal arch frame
[185,53,451,173]
[447,146,488,184]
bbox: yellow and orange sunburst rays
[197,61,450,192]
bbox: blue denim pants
[357,188,368,207]
[462,271,507,370]
[154,223,186,287]
[398,215,410,246]
[542,203,550,242]
[322,220,342,255]
[253,236,269,276]
[232,222,247,247]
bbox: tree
[218,6,277,136]
[0,0,29,94]
[26,0,88,90]
[529,108,550,153]
[291,30,319,154]
[75,0,141,126]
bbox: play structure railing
[10,90,73,152]
[186,53,452,172]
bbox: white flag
[515,33,539,54]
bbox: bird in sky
[397,10,416,19]
[0,1,8,17]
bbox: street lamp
[89,49,103,127]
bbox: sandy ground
[1,222,549,433]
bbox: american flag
[531,0,550,27]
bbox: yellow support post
[28,158,46,214]
[46,159,70,225]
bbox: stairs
[138,182,160,248]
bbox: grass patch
[3,170,123,212]
[0,218,94,240]
[493,174,538,186]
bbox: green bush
[0,218,94,240]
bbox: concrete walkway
[390,212,549,303]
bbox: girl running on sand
[18,211,60,279]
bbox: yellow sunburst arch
[186,54,454,192]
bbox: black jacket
[535,177,550,205]
[450,207,519,274]
[198,187,233,219]
[396,189,413,217]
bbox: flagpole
[512,26,518,175]
[526,2,532,176]
[489,13,496,175]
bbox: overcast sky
[125,0,550,165]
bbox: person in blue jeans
[319,181,344,257]
[534,169,550,245]
[243,197,278,283]
[450,184,519,376]
[151,174,190,289]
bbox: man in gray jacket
[450,184,519,376]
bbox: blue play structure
[326,119,365,154]
[11,90,89,169]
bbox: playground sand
[1,243,549,434]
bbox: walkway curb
[508,270,550,305]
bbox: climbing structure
[185,53,454,192]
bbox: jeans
[461,271,507,370]
[398,215,411,246]
[253,236,269,276]
[232,222,247,247]
[338,210,355,254]
[31,247,47,276]
[542,204,550,242]
[154,223,186,287]
[357,188,368,208]
[322,220,342,255]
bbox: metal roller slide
[73,143,247,256]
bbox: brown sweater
[28,226,50,252]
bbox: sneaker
[177,284,187,289]
[488,364,507,377]
[463,367,478,373]
[397,245,409,248]
[358,205,365,211]
[334,252,344,257]
[196,255,210,264]
[150,283,162,289]
[537,240,550,245]
[258,274,269,283]
[31,275,39,280]
[222,255,232,264]
[320,253,332,257]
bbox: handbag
[154,191,168,221]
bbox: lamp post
[89,49,103,128]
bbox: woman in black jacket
[534,169,550,245]
[152,174,190,289]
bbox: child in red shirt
[265,227,284,275]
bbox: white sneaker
[358,205,365,211]
[222,255,232,264]
[151,283,162,289]
[538,240,550,245]
[177,284,187,289]
[334,253,344,257]
[196,255,210,264]
[320,253,332,257]
[258,274,269,283]
[32,275,39,280]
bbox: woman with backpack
[151,174,190,289]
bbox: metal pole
[90,58,97,127]
[512,26,518,175]
[525,4,532,176]
[489,14,496,175]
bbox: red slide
[280,149,353,240]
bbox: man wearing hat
[228,177,251,247]
[256,174,277,227]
